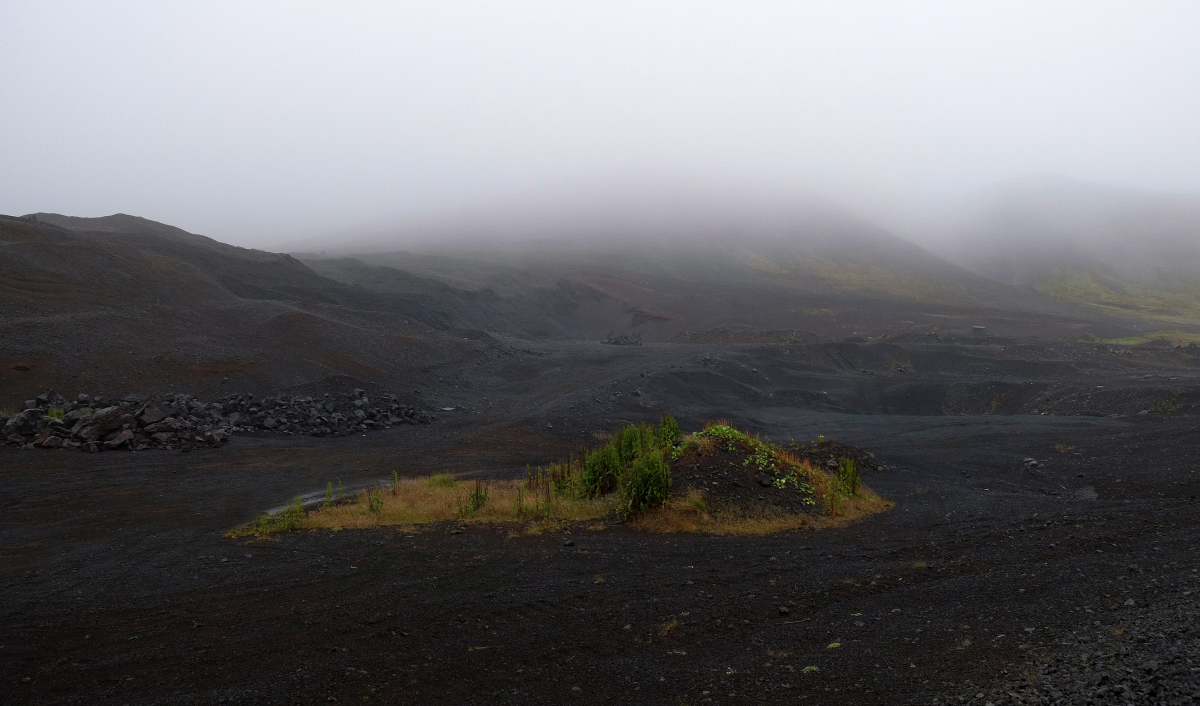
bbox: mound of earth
[672,433,885,516]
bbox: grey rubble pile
[1,389,433,452]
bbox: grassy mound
[634,423,891,534]
[229,416,890,538]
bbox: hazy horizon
[3,2,1199,250]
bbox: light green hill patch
[749,255,965,304]
[1088,330,1200,346]
[1035,272,1200,325]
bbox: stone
[39,435,63,449]
[755,473,773,488]
[104,430,134,449]
[79,406,123,442]
[151,431,176,443]
[136,402,167,425]
[144,417,188,433]
[262,417,278,430]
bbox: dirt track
[3,396,1198,705]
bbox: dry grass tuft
[300,478,617,531]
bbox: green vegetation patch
[1036,272,1200,325]
[228,414,891,538]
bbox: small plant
[323,482,334,508]
[463,480,489,517]
[46,407,65,420]
[336,479,346,501]
[1053,443,1076,453]
[392,470,400,496]
[513,486,525,518]
[659,411,681,448]
[426,473,457,488]
[914,561,928,569]
[281,496,305,529]
[622,451,671,516]
[244,496,307,536]
[368,486,384,513]
[836,458,861,496]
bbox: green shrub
[281,496,305,529]
[659,412,681,448]
[836,458,861,496]
[426,473,457,488]
[582,444,621,496]
[368,487,384,513]
[617,423,658,465]
[46,407,65,420]
[462,480,489,517]
[621,451,671,516]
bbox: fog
[2,2,1199,250]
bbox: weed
[392,470,400,496]
[368,487,384,513]
[336,479,345,501]
[659,411,681,448]
[803,666,819,674]
[622,451,671,516]
[464,480,489,517]
[46,406,65,420]
[234,496,307,537]
[657,619,679,637]
[914,561,928,569]
[280,496,304,530]
[836,458,861,496]
[1053,443,1076,453]
[323,482,334,508]
[426,473,456,488]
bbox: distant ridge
[25,212,224,250]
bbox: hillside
[304,198,1105,343]
[942,178,1200,328]
[0,214,481,402]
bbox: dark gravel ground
[2,407,1198,705]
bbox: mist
[3,1,1199,250]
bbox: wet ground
[2,402,1198,705]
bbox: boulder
[136,402,167,425]
[4,408,45,436]
[151,431,175,443]
[78,406,123,442]
[40,435,63,449]
[144,417,188,433]
[105,430,134,449]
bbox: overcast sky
[2,1,1199,248]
